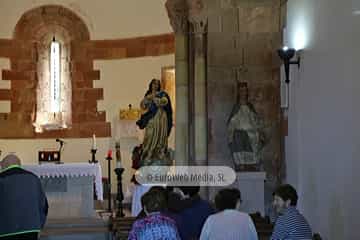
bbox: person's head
[171,187,186,199]
[0,154,21,170]
[215,188,241,211]
[141,186,167,215]
[272,184,298,214]
[237,82,249,105]
[149,185,166,193]
[166,186,174,192]
[148,78,161,93]
[179,186,200,198]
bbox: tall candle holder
[106,151,113,213]
[88,149,98,163]
[114,140,124,217]
[114,167,125,217]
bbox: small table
[24,163,103,219]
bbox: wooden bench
[111,212,274,240]
[250,212,273,240]
[111,216,136,240]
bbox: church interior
[0,0,359,240]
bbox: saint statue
[227,82,266,171]
[136,78,173,167]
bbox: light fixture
[277,47,300,84]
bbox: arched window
[50,37,61,114]
[7,5,110,139]
[33,34,72,133]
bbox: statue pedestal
[234,171,266,216]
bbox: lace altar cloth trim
[23,163,103,200]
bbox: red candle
[107,149,112,158]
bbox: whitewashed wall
[284,0,360,239]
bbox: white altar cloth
[131,185,152,216]
[24,163,103,201]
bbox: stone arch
[1,5,110,138]
[14,5,90,41]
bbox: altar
[24,163,103,219]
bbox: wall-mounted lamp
[277,47,300,83]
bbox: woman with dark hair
[136,78,173,167]
[128,188,181,240]
[200,188,258,240]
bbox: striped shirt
[270,206,312,240]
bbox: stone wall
[206,0,285,184]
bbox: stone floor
[39,199,114,240]
[38,199,133,240]
[39,217,110,240]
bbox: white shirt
[200,209,258,240]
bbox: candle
[92,134,96,149]
[115,141,122,168]
[116,160,122,168]
[107,149,112,159]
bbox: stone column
[188,0,209,199]
[166,0,189,166]
[188,0,208,167]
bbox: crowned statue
[227,82,267,171]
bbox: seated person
[136,186,195,219]
[174,186,214,240]
[271,184,312,240]
[128,187,181,240]
[135,186,168,219]
[199,188,258,240]
[0,154,48,240]
[167,186,195,213]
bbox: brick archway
[14,5,90,41]
[0,5,110,138]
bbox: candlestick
[88,148,98,164]
[114,139,124,217]
[105,153,113,213]
[114,167,125,217]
